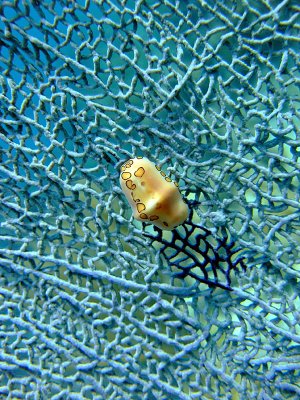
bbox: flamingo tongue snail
[120,157,189,231]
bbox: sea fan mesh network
[0,0,299,399]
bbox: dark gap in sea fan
[144,209,247,291]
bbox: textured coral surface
[0,1,299,399]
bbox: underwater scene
[0,0,299,399]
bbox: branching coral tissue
[0,1,299,399]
